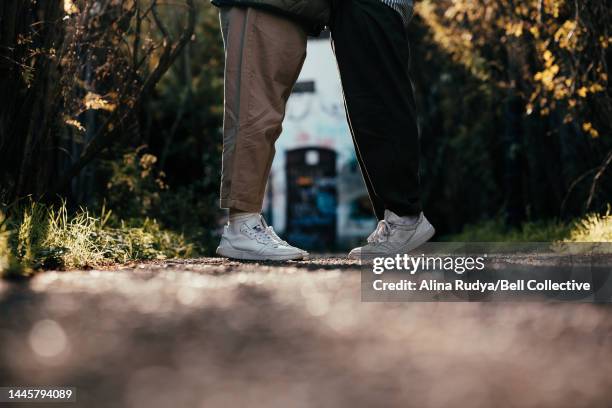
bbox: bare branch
[47,0,197,196]
[585,150,612,211]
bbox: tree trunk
[0,0,64,202]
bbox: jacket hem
[211,0,326,36]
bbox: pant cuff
[387,203,422,217]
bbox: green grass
[1,202,195,279]
[0,212,24,278]
[447,208,612,243]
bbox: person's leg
[217,6,308,260]
[342,98,386,221]
[220,6,307,213]
[330,0,435,258]
[330,0,421,218]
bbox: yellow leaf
[64,0,78,15]
[550,65,559,75]
[543,50,553,61]
[64,117,85,132]
[83,92,116,112]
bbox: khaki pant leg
[219,7,307,212]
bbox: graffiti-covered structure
[264,35,376,250]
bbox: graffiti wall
[264,37,377,250]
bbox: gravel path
[1,256,612,408]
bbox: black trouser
[330,0,422,220]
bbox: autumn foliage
[418,0,610,137]
[413,0,611,227]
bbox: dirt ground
[1,256,612,408]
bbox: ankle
[385,209,421,226]
[228,209,259,224]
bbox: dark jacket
[211,0,330,36]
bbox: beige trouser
[219,7,307,212]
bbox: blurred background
[0,0,611,272]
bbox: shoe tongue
[244,215,265,231]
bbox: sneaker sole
[216,246,307,261]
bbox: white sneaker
[348,210,435,259]
[216,214,308,261]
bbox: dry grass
[566,209,612,242]
[1,202,194,279]
[445,207,612,243]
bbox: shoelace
[266,226,289,245]
[367,220,393,244]
[259,217,289,246]
[243,222,277,245]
